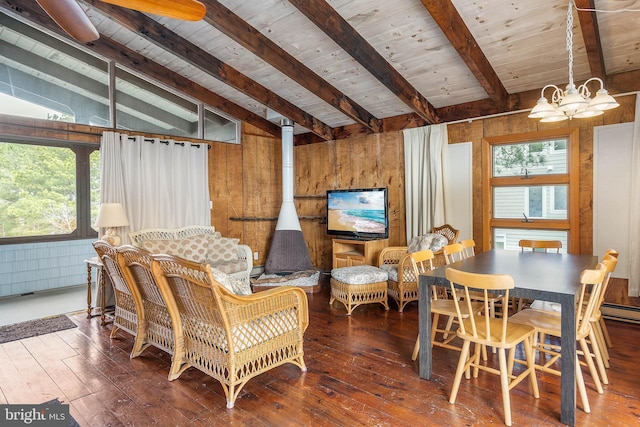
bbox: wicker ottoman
[330,265,389,315]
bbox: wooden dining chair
[444,241,503,319]
[508,264,608,414]
[446,268,539,427]
[460,239,476,258]
[518,239,562,253]
[410,250,483,361]
[597,249,619,350]
[589,252,618,370]
[516,239,563,311]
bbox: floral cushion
[142,235,209,263]
[206,236,240,263]
[209,259,248,275]
[379,264,399,282]
[408,233,449,253]
[331,265,388,285]
[142,239,186,258]
[211,267,252,295]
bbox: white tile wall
[0,239,96,297]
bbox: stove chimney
[264,119,313,274]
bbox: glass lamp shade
[540,111,569,122]
[589,89,620,111]
[573,105,604,119]
[557,90,587,113]
[528,98,557,119]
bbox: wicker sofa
[129,225,253,285]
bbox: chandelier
[528,0,619,122]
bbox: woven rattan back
[431,224,460,244]
[92,240,141,338]
[118,245,175,356]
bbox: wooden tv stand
[332,238,388,269]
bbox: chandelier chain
[566,0,574,86]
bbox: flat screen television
[326,187,389,240]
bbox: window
[0,140,99,243]
[1,13,240,143]
[482,128,579,252]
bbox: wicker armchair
[92,240,141,342]
[431,224,460,245]
[117,245,175,359]
[378,247,418,312]
[150,253,309,409]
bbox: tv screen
[326,188,389,239]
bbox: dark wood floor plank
[1,277,639,426]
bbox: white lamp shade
[95,203,129,228]
[528,98,557,118]
[589,89,620,111]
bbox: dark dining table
[418,249,598,426]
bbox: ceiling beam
[574,0,606,80]
[288,0,439,124]
[294,68,640,143]
[202,1,381,133]
[83,0,334,140]
[0,1,282,137]
[419,0,509,110]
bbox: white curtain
[402,124,449,243]
[100,131,210,245]
[629,94,640,297]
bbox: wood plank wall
[1,93,635,270]
[225,126,406,269]
[447,93,636,255]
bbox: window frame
[481,128,580,253]
[0,137,99,245]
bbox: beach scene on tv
[327,190,387,234]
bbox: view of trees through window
[0,141,100,240]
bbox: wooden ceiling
[2,0,640,143]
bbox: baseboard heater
[602,303,640,324]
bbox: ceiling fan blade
[36,0,99,43]
[100,0,206,21]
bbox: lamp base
[101,228,121,246]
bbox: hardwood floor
[1,274,639,426]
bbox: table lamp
[95,203,129,246]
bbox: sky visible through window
[0,93,68,120]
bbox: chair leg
[575,354,590,413]
[579,337,603,394]
[498,348,512,426]
[411,335,420,361]
[600,317,613,348]
[449,340,471,404]
[593,320,610,367]
[588,328,609,385]
[524,336,540,398]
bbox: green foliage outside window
[0,142,100,238]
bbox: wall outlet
[253,251,259,260]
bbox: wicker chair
[431,224,460,245]
[150,253,309,409]
[378,247,419,312]
[117,245,175,359]
[92,240,141,342]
